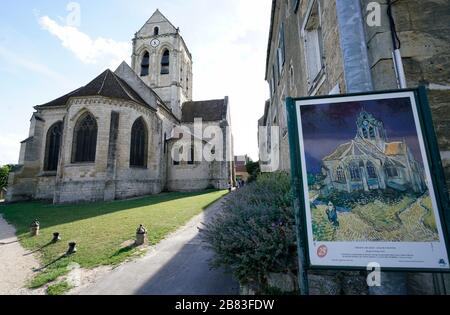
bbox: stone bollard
[66,242,77,255]
[52,232,61,243]
[135,225,148,246]
[30,220,40,237]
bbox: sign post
[286,88,450,292]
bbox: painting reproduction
[296,91,449,270]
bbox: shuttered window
[303,1,324,90]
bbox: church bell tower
[131,9,193,120]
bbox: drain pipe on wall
[388,0,407,89]
[336,0,408,295]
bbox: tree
[0,165,12,190]
[246,161,261,183]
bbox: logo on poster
[317,245,328,258]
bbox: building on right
[258,0,450,192]
[259,0,450,295]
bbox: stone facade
[7,10,234,204]
[260,0,450,295]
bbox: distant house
[322,111,426,194]
[235,155,250,182]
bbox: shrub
[246,161,261,183]
[0,165,13,190]
[201,172,298,292]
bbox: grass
[46,281,73,295]
[0,190,227,291]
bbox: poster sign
[287,89,450,271]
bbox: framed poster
[286,88,450,271]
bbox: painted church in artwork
[6,10,235,204]
[321,111,426,194]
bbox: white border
[295,91,450,269]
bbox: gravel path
[0,214,41,295]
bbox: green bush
[245,161,261,183]
[201,172,297,291]
[0,165,12,190]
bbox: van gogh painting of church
[322,111,426,195]
[299,96,441,243]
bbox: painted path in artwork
[312,194,439,243]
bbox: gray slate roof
[36,70,150,108]
[182,99,228,123]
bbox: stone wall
[362,0,450,194]
[263,0,346,172]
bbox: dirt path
[398,197,438,242]
[0,214,43,295]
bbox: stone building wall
[263,0,346,172]
[361,0,450,194]
[53,97,163,204]
[260,0,450,295]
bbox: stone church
[322,111,426,194]
[6,10,234,204]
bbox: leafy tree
[246,161,261,183]
[0,165,12,190]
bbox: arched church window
[72,113,97,163]
[367,161,377,179]
[362,128,369,139]
[349,163,361,181]
[154,27,159,36]
[336,166,345,183]
[161,49,170,75]
[141,51,150,77]
[44,122,63,171]
[130,118,148,168]
[386,165,399,178]
[369,126,376,139]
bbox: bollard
[135,225,148,246]
[30,220,40,237]
[66,242,77,255]
[52,232,61,243]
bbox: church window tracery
[72,113,97,163]
[336,166,346,183]
[367,161,377,179]
[44,122,63,171]
[349,163,361,181]
[130,118,148,168]
[161,49,170,75]
[141,51,150,77]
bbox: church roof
[385,142,405,156]
[323,138,406,168]
[36,70,151,109]
[182,99,228,123]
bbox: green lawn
[0,190,227,291]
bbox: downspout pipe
[388,0,407,88]
[336,0,373,93]
[336,0,408,295]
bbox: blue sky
[0,0,271,164]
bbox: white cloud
[38,16,131,69]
